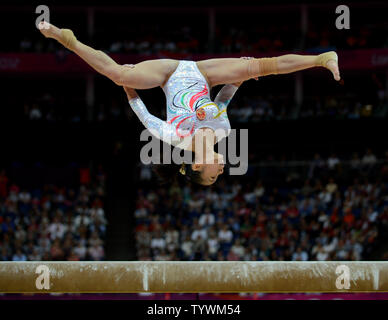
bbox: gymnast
[38,21,341,186]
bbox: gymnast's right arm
[123,87,186,148]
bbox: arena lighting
[0,261,387,293]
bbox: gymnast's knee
[247,57,279,78]
[111,65,127,86]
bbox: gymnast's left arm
[214,83,241,110]
[123,87,188,148]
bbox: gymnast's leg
[38,21,178,89]
[196,53,340,87]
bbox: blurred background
[1,1,388,299]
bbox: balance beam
[0,261,387,293]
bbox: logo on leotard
[196,108,206,120]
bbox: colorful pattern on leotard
[163,61,231,140]
[128,60,238,147]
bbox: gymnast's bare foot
[316,51,340,81]
[38,21,61,40]
[38,21,77,50]
[327,59,341,81]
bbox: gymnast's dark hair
[153,163,202,185]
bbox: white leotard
[129,60,238,147]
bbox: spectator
[73,212,91,229]
[218,225,234,244]
[207,232,219,257]
[199,207,215,227]
[230,239,245,259]
[50,239,65,260]
[292,247,309,261]
[74,241,87,260]
[362,149,377,167]
[191,225,208,242]
[48,217,66,240]
[29,104,42,120]
[12,249,27,261]
[88,231,102,247]
[88,243,105,261]
[326,178,338,194]
[312,243,329,261]
[67,249,80,261]
[151,231,166,251]
[28,248,42,261]
[181,235,194,259]
[327,153,340,170]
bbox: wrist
[128,97,138,104]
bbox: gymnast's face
[191,163,225,186]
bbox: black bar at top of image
[4,0,385,7]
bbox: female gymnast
[38,21,341,186]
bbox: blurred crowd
[6,7,388,125]
[228,93,388,123]
[0,167,108,261]
[101,24,388,55]
[15,84,388,124]
[15,18,388,55]
[134,149,388,261]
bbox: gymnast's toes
[38,21,52,37]
[327,59,341,81]
[316,51,340,81]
